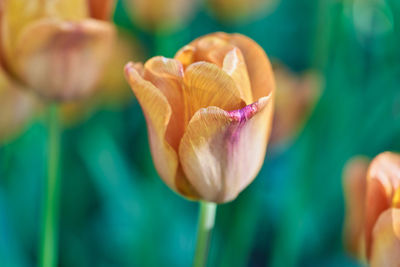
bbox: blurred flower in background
[207,0,279,24]
[0,0,115,101]
[0,70,40,143]
[60,28,145,126]
[269,63,322,151]
[343,152,400,267]
[123,0,198,33]
[125,32,275,203]
[342,156,370,262]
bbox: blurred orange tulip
[269,64,322,149]
[125,32,275,203]
[207,0,279,23]
[0,70,39,143]
[0,0,115,101]
[343,152,400,267]
[60,29,145,126]
[365,152,400,259]
[124,0,198,32]
[369,208,400,267]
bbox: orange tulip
[60,29,145,126]
[124,0,198,32]
[207,0,279,23]
[124,32,275,203]
[0,70,39,143]
[0,0,115,101]
[269,64,322,148]
[369,208,400,267]
[342,152,400,266]
[365,152,400,258]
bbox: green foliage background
[1,0,400,266]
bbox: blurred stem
[40,104,61,267]
[193,201,217,267]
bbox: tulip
[124,32,275,203]
[0,70,39,143]
[269,64,322,149]
[365,152,400,258]
[123,0,198,33]
[369,208,400,267]
[0,0,115,101]
[60,29,145,126]
[207,0,279,24]
[342,152,400,266]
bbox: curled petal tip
[228,96,270,122]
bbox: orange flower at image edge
[125,32,275,203]
[0,0,115,101]
[343,152,400,267]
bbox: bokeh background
[1,0,400,266]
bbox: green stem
[193,201,217,267]
[40,104,61,267]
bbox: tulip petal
[88,0,116,21]
[393,187,400,208]
[14,18,114,100]
[365,152,400,258]
[183,61,246,121]
[175,35,234,68]
[369,208,400,267]
[143,56,185,150]
[220,33,275,100]
[0,72,39,142]
[174,45,195,69]
[124,62,180,193]
[179,94,273,203]
[50,0,89,19]
[342,156,370,259]
[176,32,274,100]
[223,48,253,104]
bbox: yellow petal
[124,62,180,193]
[88,0,116,21]
[220,33,275,100]
[2,0,88,47]
[370,208,400,267]
[342,156,370,260]
[143,56,185,151]
[174,45,195,69]
[365,152,400,258]
[49,0,88,20]
[179,95,274,203]
[183,61,246,121]
[223,48,253,104]
[393,187,400,208]
[14,18,115,100]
